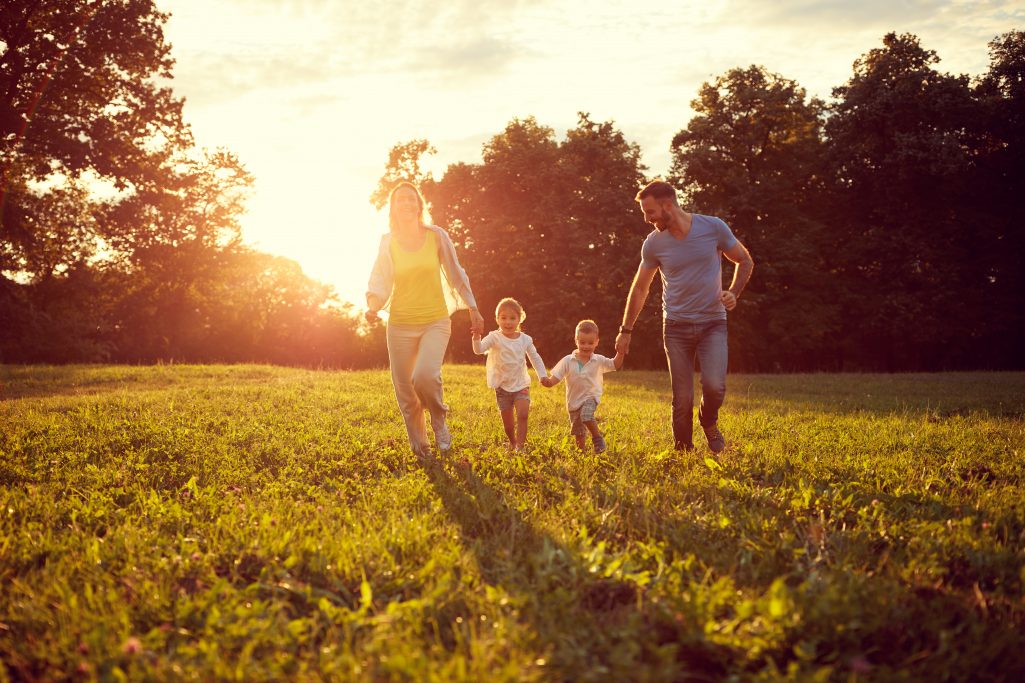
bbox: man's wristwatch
[619,326,633,334]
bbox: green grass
[1,365,1024,681]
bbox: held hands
[720,290,738,311]
[469,308,485,336]
[540,376,556,388]
[614,332,632,355]
[365,309,380,324]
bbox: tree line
[2,1,1022,371]
[0,0,383,367]
[378,32,1025,372]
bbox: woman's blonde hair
[388,181,428,232]
[495,297,526,324]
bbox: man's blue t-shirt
[641,214,738,323]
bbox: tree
[0,175,100,280]
[669,65,832,371]
[102,150,254,361]
[0,0,198,363]
[420,114,653,365]
[0,261,116,362]
[826,33,983,369]
[1,0,188,276]
[198,249,371,367]
[0,1,376,369]
[971,30,1025,369]
[369,139,436,209]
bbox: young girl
[472,298,549,450]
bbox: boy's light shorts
[495,386,530,412]
[568,398,599,436]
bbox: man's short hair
[576,320,599,336]
[636,180,679,205]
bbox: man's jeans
[663,318,728,450]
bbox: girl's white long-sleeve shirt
[472,331,549,391]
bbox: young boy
[540,320,624,452]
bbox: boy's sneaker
[434,423,452,452]
[702,425,726,453]
[592,434,607,454]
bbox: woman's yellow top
[388,230,449,325]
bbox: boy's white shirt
[550,351,618,411]
[472,330,548,391]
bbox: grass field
[1,364,1024,681]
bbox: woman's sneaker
[434,423,452,452]
[702,425,726,453]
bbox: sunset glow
[157,0,1020,306]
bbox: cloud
[408,36,533,83]
[643,0,1024,103]
[717,0,1024,65]
[723,0,954,29]
[169,51,355,107]
[162,0,551,104]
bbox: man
[615,180,754,452]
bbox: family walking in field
[365,180,754,457]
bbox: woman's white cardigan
[366,224,478,316]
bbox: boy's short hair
[495,297,526,322]
[575,319,599,336]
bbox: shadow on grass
[645,458,1011,591]
[590,461,1025,680]
[419,452,735,681]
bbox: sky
[156,0,1023,306]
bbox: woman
[366,181,484,456]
